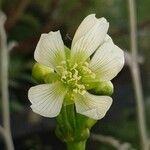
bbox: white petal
[74,92,112,120]
[71,15,109,63]
[104,34,112,43]
[28,82,67,117]
[72,14,98,46]
[34,31,65,69]
[89,39,124,81]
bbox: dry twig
[91,134,134,150]
[127,0,149,149]
[0,11,14,150]
[5,0,31,31]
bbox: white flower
[28,14,124,120]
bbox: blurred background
[0,0,150,150]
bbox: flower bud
[32,63,53,83]
[44,72,59,83]
[89,81,114,96]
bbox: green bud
[44,72,59,83]
[89,81,114,96]
[32,63,53,83]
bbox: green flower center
[56,61,96,95]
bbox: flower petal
[74,92,112,120]
[89,39,124,81]
[72,14,98,46]
[28,82,67,117]
[71,15,109,63]
[34,31,65,69]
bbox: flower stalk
[56,104,96,150]
[66,141,86,150]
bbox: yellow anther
[71,63,78,70]
[80,90,86,95]
[68,71,72,78]
[61,76,66,80]
[58,61,95,96]
[84,62,89,66]
[73,89,78,93]
[74,76,81,81]
[68,78,76,83]
[77,84,85,89]
[73,69,79,78]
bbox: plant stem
[67,141,86,150]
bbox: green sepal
[56,105,75,142]
[85,117,97,129]
[74,128,90,142]
[64,91,74,105]
[76,113,97,130]
[32,63,53,83]
[56,104,97,144]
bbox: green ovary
[56,61,96,96]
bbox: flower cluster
[28,14,124,120]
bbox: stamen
[57,61,95,95]
[84,62,89,67]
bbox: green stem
[67,141,86,150]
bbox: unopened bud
[89,81,114,96]
[32,63,53,83]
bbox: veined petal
[72,14,98,46]
[74,92,112,120]
[34,31,65,69]
[28,82,67,117]
[89,39,124,81]
[71,15,109,63]
[104,34,112,43]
